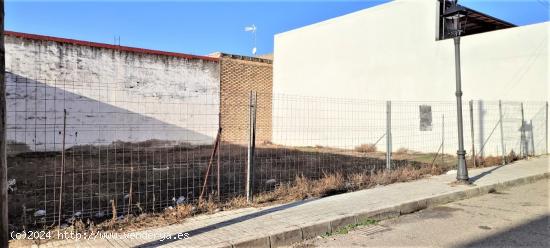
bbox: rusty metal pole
[246,91,257,203]
[0,0,8,246]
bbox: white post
[499,100,506,165]
[442,114,445,166]
[520,103,527,158]
[386,101,392,170]
[469,100,476,167]
[546,102,548,155]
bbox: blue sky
[5,1,549,56]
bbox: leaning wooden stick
[199,128,222,201]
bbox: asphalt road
[294,178,550,248]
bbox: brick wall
[217,53,273,144]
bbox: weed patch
[322,219,379,237]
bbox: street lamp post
[444,4,469,183]
[453,35,468,183]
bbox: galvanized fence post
[520,103,527,158]
[499,100,506,165]
[530,120,535,156]
[546,102,548,155]
[442,114,445,166]
[469,100,476,167]
[246,91,257,203]
[386,101,392,170]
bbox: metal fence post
[469,100,476,167]
[546,101,548,155]
[442,114,445,166]
[530,120,535,156]
[520,103,527,158]
[246,91,257,203]
[386,101,392,170]
[499,100,506,165]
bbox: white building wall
[273,0,548,156]
[5,35,220,153]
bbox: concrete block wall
[216,53,273,144]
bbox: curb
[229,171,549,248]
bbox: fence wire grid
[5,73,548,231]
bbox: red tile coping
[5,31,219,62]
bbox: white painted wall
[273,0,548,156]
[5,35,220,152]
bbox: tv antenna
[244,24,257,55]
[113,36,121,46]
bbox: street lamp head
[442,5,468,18]
[444,13,465,20]
[442,5,468,37]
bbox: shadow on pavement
[457,214,550,248]
[469,165,505,183]
[135,198,318,247]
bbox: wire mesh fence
[5,74,548,231]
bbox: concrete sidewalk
[35,157,549,248]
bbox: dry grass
[394,147,411,155]
[254,163,444,207]
[473,150,520,168]
[313,172,346,196]
[196,194,219,214]
[224,196,248,209]
[478,156,502,167]
[55,201,201,237]
[63,162,451,235]
[40,195,217,238]
[82,193,247,234]
[254,172,346,204]
[5,141,444,232]
[169,204,194,219]
[348,164,445,190]
[355,143,377,153]
[255,175,310,204]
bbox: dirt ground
[7,140,503,233]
